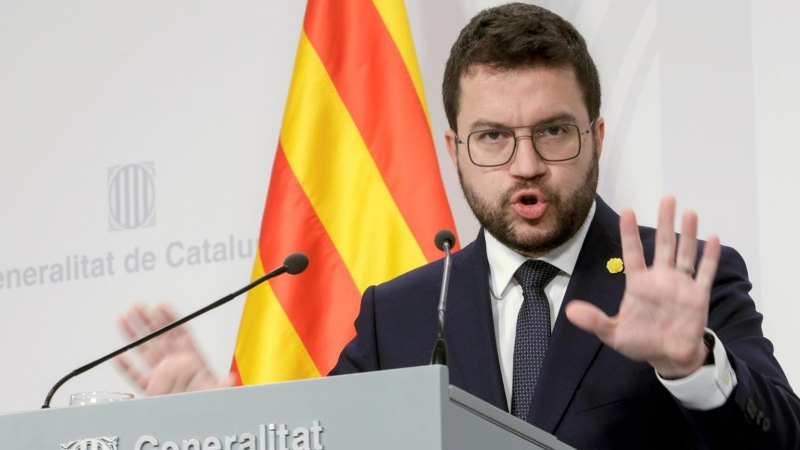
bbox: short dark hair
[442,3,601,132]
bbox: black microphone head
[284,253,309,275]
[434,229,456,251]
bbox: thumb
[215,372,239,389]
[565,300,615,342]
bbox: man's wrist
[653,336,710,380]
[657,329,738,410]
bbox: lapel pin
[606,257,624,274]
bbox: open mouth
[511,190,548,219]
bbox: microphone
[430,230,456,366]
[283,252,310,275]
[42,252,309,409]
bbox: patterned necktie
[511,259,560,421]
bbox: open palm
[566,197,721,378]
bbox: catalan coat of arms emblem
[61,436,118,450]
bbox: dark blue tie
[511,259,560,421]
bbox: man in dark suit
[118,3,800,448]
[328,3,799,448]
[330,195,799,448]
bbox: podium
[0,366,574,449]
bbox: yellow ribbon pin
[606,258,624,274]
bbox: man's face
[445,65,605,257]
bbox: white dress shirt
[484,201,736,411]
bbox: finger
[114,355,149,391]
[653,196,677,267]
[160,354,213,394]
[177,368,206,393]
[154,302,196,352]
[154,302,178,323]
[117,306,166,368]
[116,314,140,342]
[150,303,182,353]
[144,363,181,396]
[146,302,175,330]
[565,300,616,343]
[128,304,169,367]
[215,373,239,389]
[169,328,200,356]
[675,210,698,275]
[132,302,161,332]
[124,302,158,342]
[620,209,646,272]
[185,368,218,392]
[695,235,721,292]
[117,302,151,340]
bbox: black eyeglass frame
[455,121,594,167]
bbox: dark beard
[459,150,598,256]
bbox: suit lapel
[446,232,508,412]
[528,198,627,432]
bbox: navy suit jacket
[330,197,800,449]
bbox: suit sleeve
[328,285,380,376]
[680,245,800,448]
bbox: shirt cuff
[656,329,738,410]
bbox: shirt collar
[485,201,596,298]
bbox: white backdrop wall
[1,0,798,414]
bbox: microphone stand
[431,231,455,366]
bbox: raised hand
[115,302,238,396]
[565,196,721,378]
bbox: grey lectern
[0,366,574,449]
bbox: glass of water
[69,391,134,406]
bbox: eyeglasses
[455,121,594,167]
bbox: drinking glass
[69,391,134,406]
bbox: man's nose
[509,136,548,178]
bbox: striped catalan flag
[231,0,458,384]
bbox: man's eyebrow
[534,113,579,126]
[469,120,509,131]
[469,113,580,132]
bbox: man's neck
[484,201,596,282]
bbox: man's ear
[445,129,459,168]
[592,116,605,159]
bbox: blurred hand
[566,196,721,379]
[115,302,238,396]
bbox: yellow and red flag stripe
[232,0,457,384]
